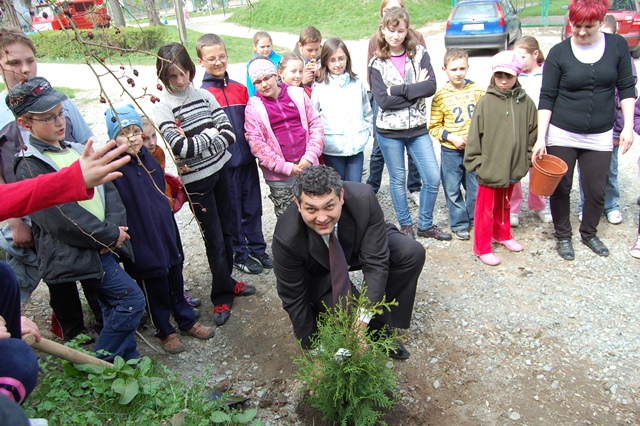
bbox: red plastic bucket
[530,154,568,196]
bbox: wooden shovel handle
[22,334,113,368]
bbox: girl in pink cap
[464,51,538,266]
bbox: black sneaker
[213,303,232,326]
[453,229,470,240]
[233,257,263,274]
[581,236,609,257]
[556,239,574,260]
[400,225,415,239]
[234,282,256,297]
[417,225,452,241]
[251,253,273,269]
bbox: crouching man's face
[295,189,344,236]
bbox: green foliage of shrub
[29,26,168,62]
[24,338,264,425]
[294,291,400,426]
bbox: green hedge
[29,26,167,62]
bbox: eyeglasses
[201,54,228,64]
[328,57,347,65]
[253,74,276,86]
[30,109,66,125]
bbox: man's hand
[8,218,34,248]
[79,139,132,188]
[0,316,10,340]
[20,316,41,342]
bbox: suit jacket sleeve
[272,225,317,349]
[353,187,390,305]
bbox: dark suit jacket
[273,182,391,348]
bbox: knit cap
[105,104,143,140]
[248,58,277,84]
[6,77,68,117]
[491,51,524,76]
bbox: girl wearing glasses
[311,38,372,182]
[244,57,324,217]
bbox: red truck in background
[30,0,110,31]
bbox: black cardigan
[539,33,635,134]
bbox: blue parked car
[445,0,522,52]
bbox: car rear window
[452,3,497,19]
[610,0,635,11]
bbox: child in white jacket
[312,38,373,182]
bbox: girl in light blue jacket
[312,38,373,182]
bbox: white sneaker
[606,210,622,225]
[533,205,552,223]
[631,236,640,259]
[409,191,420,207]
[510,213,520,227]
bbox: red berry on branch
[120,65,125,70]
[115,28,121,34]
[99,57,105,63]
[99,96,106,103]
[141,133,148,140]
[133,69,139,77]
[180,165,188,173]
[111,116,117,123]
[175,119,181,127]
[156,83,163,91]
[201,208,207,213]
[87,31,94,39]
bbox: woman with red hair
[532,0,635,260]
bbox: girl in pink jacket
[244,58,324,217]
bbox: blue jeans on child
[366,99,421,193]
[323,152,364,182]
[92,253,145,362]
[377,132,440,230]
[440,147,477,232]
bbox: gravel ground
[20,25,640,425]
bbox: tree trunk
[0,0,22,29]
[107,0,126,27]
[143,0,161,26]
[173,0,187,44]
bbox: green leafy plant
[24,346,264,425]
[294,291,400,426]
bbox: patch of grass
[31,26,257,65]
[229,0,453,41]
[517,0,568,17]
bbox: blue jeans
[366,99,421,192]
[323,152,364,182]
[377,132,440,230]
[92,253,145,362]
[578,145,620,214]
[440,147,477,231]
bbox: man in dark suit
[273,166,425,359]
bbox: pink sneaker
[494,239,524,252]
[478,253,501,266]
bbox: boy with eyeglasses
[197,33,273,275]
[0,28,103,342]
[9,77,145,362]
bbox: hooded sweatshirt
[464,86,538,188]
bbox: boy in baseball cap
[9,77,146,362]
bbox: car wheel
[500,36,509,52]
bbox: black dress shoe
[252,253,274,269]
[388,338,410,360]
[368,326,410,360]
[556,238,574,260]
[581,236,609,257]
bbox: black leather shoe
[556,239,574,260]
[388,338,410,360]
[581,236,609,257]
[252,253,274,269]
